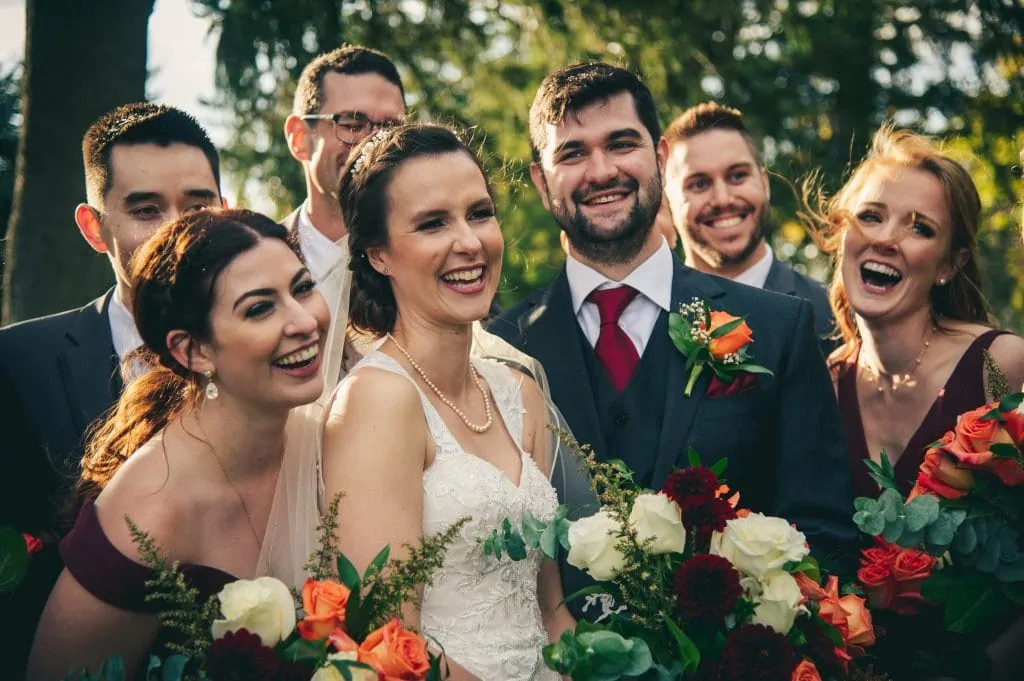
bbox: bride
[320,124,573,680]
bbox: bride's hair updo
[77,208,301,499]
[339,124,492,336]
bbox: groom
[489,63,856,619]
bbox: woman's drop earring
[381,265,390,275]
[203,369,219,400]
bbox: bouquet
[852,392,1024,635]
[483,436,875,681]
[62,495,464,681]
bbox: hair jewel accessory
[350,128,392,177]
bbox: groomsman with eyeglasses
[282,46,406,297]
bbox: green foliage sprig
[305,491,342,580]
[126,518,219,672]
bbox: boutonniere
[669,298,773,396]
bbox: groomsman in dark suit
[489,63,855,620]
[282,46,405,304]
[0,103,222,507]
[661,102,835,353]
[0,102,222,679]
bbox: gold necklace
[387,333,493,433]
[863,325,936,394]
[209,447,265,551]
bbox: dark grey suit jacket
[0,290,120,507]
[764,256,837,356]
[489,256,857,584]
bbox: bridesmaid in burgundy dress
[812,127,1024,681]
[27,209,330,681]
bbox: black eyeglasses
[300,111,404,144]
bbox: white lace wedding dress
[340,351,561,680]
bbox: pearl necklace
[386,333,493,433]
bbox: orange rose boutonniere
[669,298,773,396]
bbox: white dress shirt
[731,244,774,289]
[565,239,674,356]
[295,203,349,287]
[108,287,145,380]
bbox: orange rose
[358,618,430,680]
[916,448,974,499]
[298,578,351,640]
[791,659,823,681]
[706,311,754,360]
[838,594,875,648]
[1002,407,1024,445]
[942,405,1023,478]
[794,572,829,602]
[857,563,895,611]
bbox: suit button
[615,411,631,427]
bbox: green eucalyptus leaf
[881,516,906,543]
[904,494,941,532]
[521,512,546,547]
[879,488,905,521]
[853,509,885,536]
[502,518,527,561]
[927,508,967,548]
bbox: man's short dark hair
[663,102,763,166]
[293,45,405,116]
[528,62,661,163]
[83,103,220,207]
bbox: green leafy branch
[479,507,571,561]
[128,518,219,670]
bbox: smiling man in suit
[489,63,855,620]
[661,102,835,353]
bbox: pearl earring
[203,369,219,400]
[937,277,947,285]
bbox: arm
[321,370,481,681]
[27,570,161,681]
[516,372,576,642]
[773,300,859,576]
[987,333,1024,397]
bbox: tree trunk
[2,0,156,324]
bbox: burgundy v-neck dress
[837,329,1007,498]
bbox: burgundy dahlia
[718,624,798,681]
[680,495,737,544]
[674,554,742,621]
[203,629,280,681]
[661,467,719,506]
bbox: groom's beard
[548,174,662,266]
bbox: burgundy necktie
[587,286,640,391]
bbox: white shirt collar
[108,287,144,362]
[565,237,674,314]
[296,203,348,284]
[731,244,774,289]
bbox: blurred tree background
[2,1,1022,327]
[190,0,1024,329]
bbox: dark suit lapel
[58,291,118,437]
[519,270,606,459]
[651,258,727,485]
[764,257,797,296]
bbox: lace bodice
[345,351,560,680]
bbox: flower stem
[685,364,704,396]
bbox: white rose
[629,493,686,555]
[709,512,808,578]
[311,652,377,681]
[748,569,804,634]
[211,576,296,647]
[567,510,627,581]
